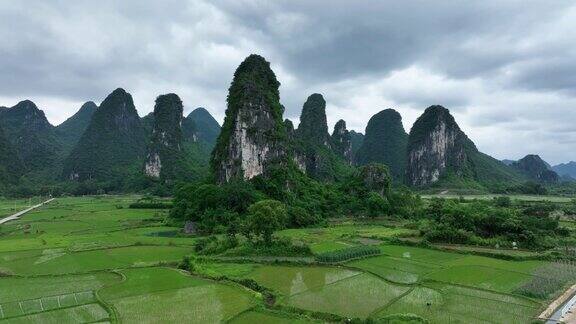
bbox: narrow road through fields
[541,284,576,323]
[0,198,54,225]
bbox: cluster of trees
[170,163,421,238]
[418,198,567,249]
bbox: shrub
[224,237,313,257]
[366,192,388,218]
[493,196,512,207]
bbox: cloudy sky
[1,1,575,164]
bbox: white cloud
[1,0,576,164]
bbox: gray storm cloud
[1,0,576,164]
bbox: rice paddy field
[0,196,571,323]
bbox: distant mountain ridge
[552,161,576,179]
[183,107,221,148]
[510,154,559,183]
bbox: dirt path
[0,198,54,225]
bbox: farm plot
[286,272,410,319]
[0,272,118,321]
[0,245,191,275]
[99,267,256,323]
[425,264,534,293]
[348,255,439,284]
[0,303,109,324]
[377,282,541,324]
[0,197,169,253]
[0,272,119,303]
[246,265,361,296]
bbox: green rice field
[0,196,569,323]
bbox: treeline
[170,163,421,235]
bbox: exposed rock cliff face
[296,93,330,147]
[144,94,184,181]
[512,154,559,183]
[63,88,146,181]
[211,54,287,183]
[406,106,472,186]
[331,119,352,164]
[349,130,364,160]
[292,93,353,181]
[0,100,63,177]
[356,109,408,181]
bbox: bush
[366,192,388,218]
[224,237,313,257]
[493,196,511,207]
[316,245,380,263]
[244,200,287,244]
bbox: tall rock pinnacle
[144,94,184,181]
[356,109,408,181]
[211,54,287,183]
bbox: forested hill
[0,100,64,181]
[56,101,98,152]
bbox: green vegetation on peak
[143,93,185,182]
[62,88,146,183]
[512,154,559,183]
[0,100,63,181]
[0,124,24,187]
[291,95,353,181]
[356,109,408,182]
[331,119,353,164]
[553,161,576,179]
[211,54,288,183]
[349,130,364,158]
[182,107,220,148]
[297,93,330,147]
[56,101,97,152]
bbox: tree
[366,192,388,218]
[245,200,287,244]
